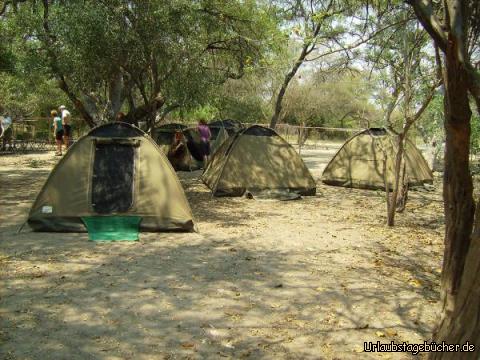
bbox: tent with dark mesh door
[28,122,195,237]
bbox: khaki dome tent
[151,123,187,153]
[321,128,433,189]
[202,125,316,197]
[183,127,206,162]
[28,122,195,233]
[151,123,201,171]
[210,126,229,157]
[208,119,244,139]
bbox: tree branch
[407,79,443,126]
[406,0,448,52]
[306,18,412,62]
[0,0,27,17]
[41,0,96,127]
[124,93,165,127]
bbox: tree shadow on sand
[1,229,440,359]
[0,156,443,359]
[180,170,281,229]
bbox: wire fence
[0,117,362,155]
[0,117,89,154]
[272,124,360,149]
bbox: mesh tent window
[366,128,387,137]
[92,141,137,214]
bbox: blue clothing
[1,116,12,129]
[53,116,63,131]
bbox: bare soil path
[0,148,444,359]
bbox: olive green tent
[208,119,244,138]
[321,128,433,190]
[151,123,187,153]
[210,126,229,157]
[202,125,316,197]
[28,122,195,234]
[151,123,201,171]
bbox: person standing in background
[0,112,13,151]
[59,105,72,148]
[116,112,126,122]
[52,110,63,156]
[197,119,211,166]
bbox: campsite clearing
[0,147,443,359]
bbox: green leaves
[282,72,379,127]
[1,0,278,123]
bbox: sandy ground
[0,147,444,359]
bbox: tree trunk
[431,207,480,360]
[125,94,165,129]
[387,135,405,226]
[395,162,408,213]
[406,1,479,355]
[58,78,96,128]
[383,152,393,223]
[430,34,475,358]
[108,71,124,121]
[269,56,306,129]
[154,104,180,128]
[42,0,97,128]
[270,24,319,130]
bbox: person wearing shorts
[0,115,13,151]
[59,105,72,148]
[52,110,64,156]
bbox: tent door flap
[92,143,135,214]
